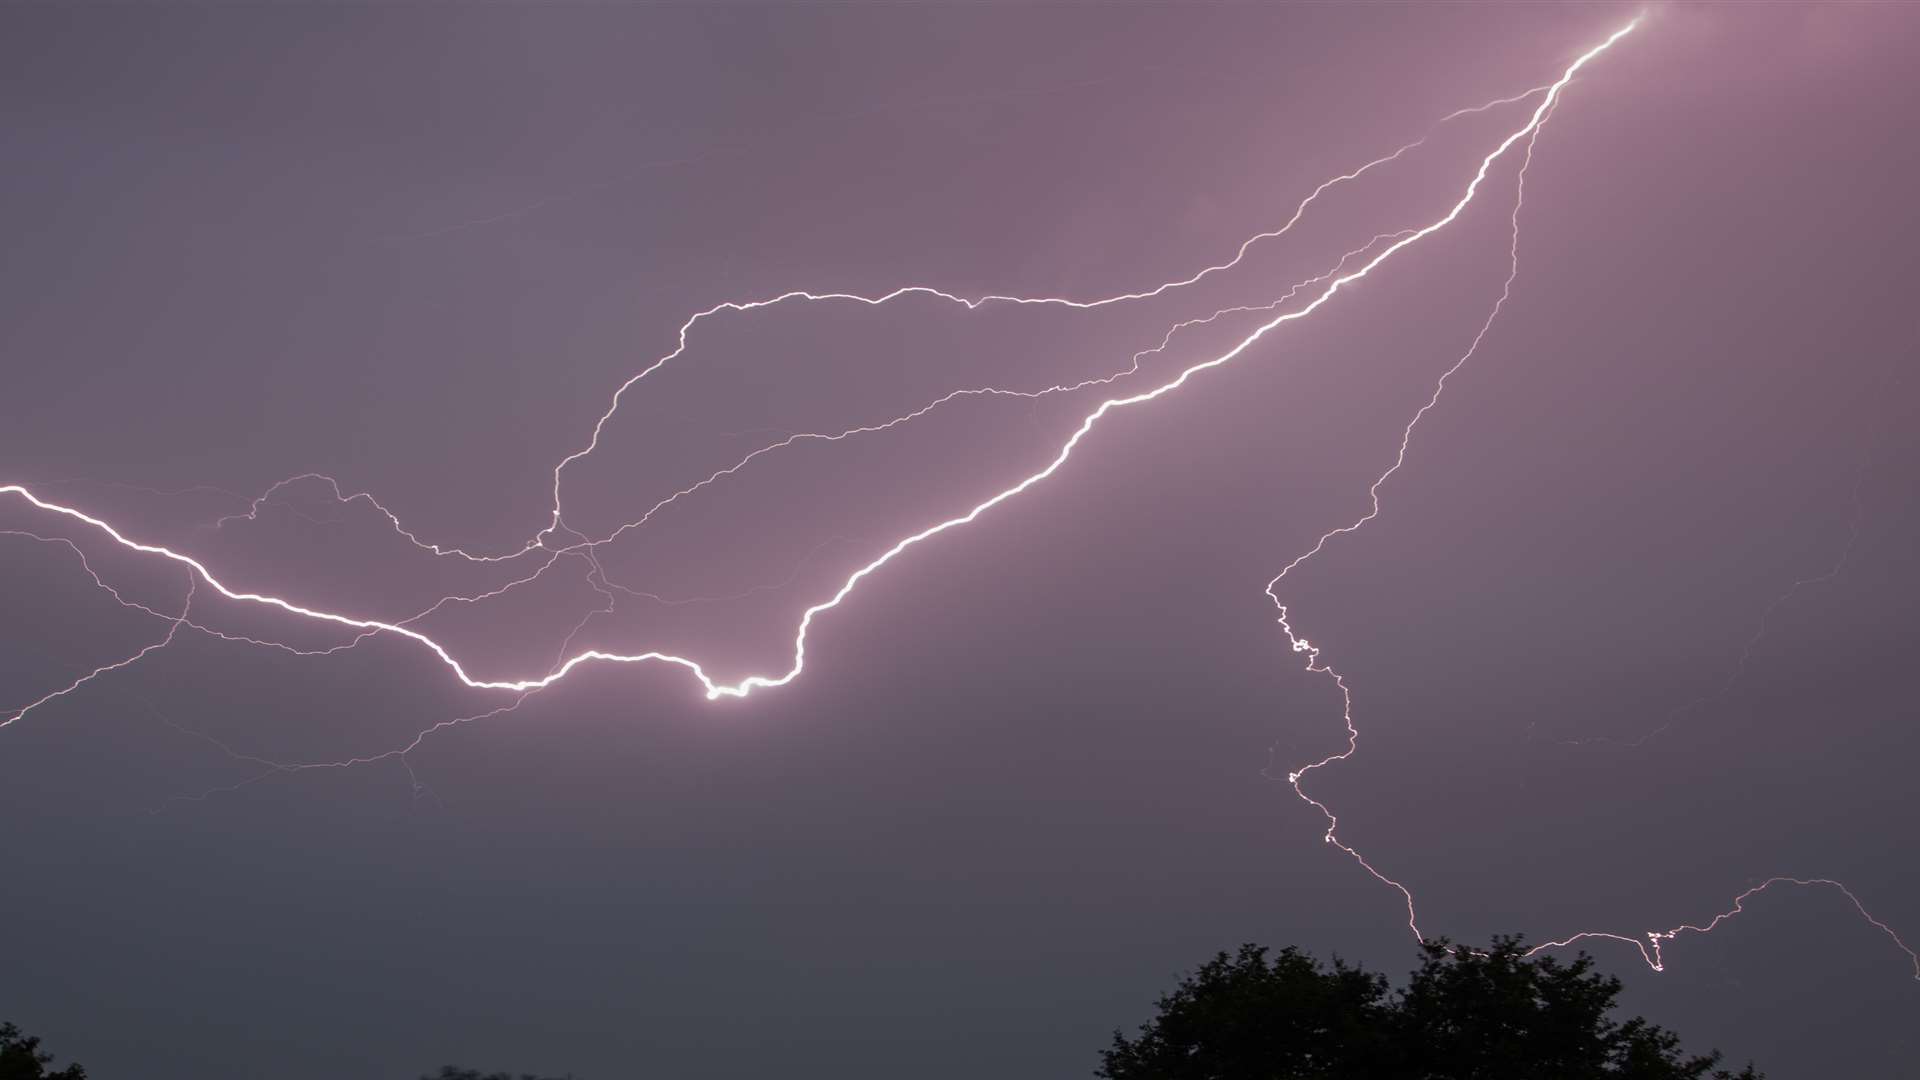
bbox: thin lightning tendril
[2,23,1640,709]
[5,17,1914,981]
[215,90,1553,568]
[1257,46,1916,979]
[1266,109,1556,955]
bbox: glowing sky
[3,4,1917,1077]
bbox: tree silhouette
[420,1066,575,1080]
[1099,937,1762,1080]
[0,1022,86,1080]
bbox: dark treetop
[0,1023,86,1080]
[1099,938,1762,1080]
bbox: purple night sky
[3,4,1917,1077]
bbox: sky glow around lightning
[4,15,1915,983]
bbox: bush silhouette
[1099,937,1761,1079]
[418,1060,572,1068]
[0,1022,86,1080]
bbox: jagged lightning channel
[0,23,1635,713]
[7,14,1913,983]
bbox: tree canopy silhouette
[0,1022,86,1080]
[1099,937,1761,1080]
[420,1066,574,1080]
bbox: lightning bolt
[1530,877,1920,979]
[1265,105,1556,953]
[5,15,1913,984]
[2,23,1635,710]
[0,539,198,723]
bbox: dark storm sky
[2,4,1917,1078]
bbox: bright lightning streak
[1266,105,1556,948]
[2,565,197,722]
[529,139,1430,555]
[218,88,1541,568]
[5,21,1636,709]
[1255,31,1918,980]
[197,228,1412,675]
[1,28,1603,715]
[1528,877,1920,979]
[6,15,1913,984]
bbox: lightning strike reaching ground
[4,15,1913,984]
[1257,102,1919,980]
[1263,108,1556,955]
